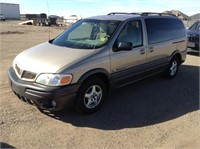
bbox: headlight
[36,74,72,86]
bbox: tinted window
[145,18,186,44]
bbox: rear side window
[145,18,186,44]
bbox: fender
[170,50,182,61]
[78,68,111,84]
[170,50,181,58]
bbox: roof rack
[107,12,176,17]
[141,12,176,17]
[107,12,140,15]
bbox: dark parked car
[187,20,200,51]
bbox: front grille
[188,36,199,42]
[13,91,54,109]
[15,64,37,80]
[22,71,37,79]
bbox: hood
[187,29,199,36]
[13,42,94,74]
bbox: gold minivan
[8,12,187,114]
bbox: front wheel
[76,77,107,114]
[165,57,180,78]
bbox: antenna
[47,0,50,40]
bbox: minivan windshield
[52,19,121,49]
[189,21,200,30]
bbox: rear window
[145,18,186,44]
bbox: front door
[110,20,146,87]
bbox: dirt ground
[0,21,200,149]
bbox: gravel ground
[0,21,200,149]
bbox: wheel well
[81,73,110,90]
[173,53,182,64]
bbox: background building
[163,10,197,27]
[163,10,190,21]
[0,3,20,20]
[190,13,200,21]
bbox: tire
[76,77,107,114]
[165,56,180,78]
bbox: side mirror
[114,42,133,52]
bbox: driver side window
[117,20,143,47]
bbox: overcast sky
[0,0,199,17]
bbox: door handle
[140,48,145,55]
[149,46,154,52]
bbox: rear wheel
[165,56,180,78]
[76,77,107,114]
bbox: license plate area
[188,42,195,47]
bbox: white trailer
[0,3,20,20]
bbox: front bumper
[8,67,80,111]
[180,50,187,63]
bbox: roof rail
[129,13,141,15]
[107,12,176,17]
[141,12,176,17]
[107,12,140,15]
